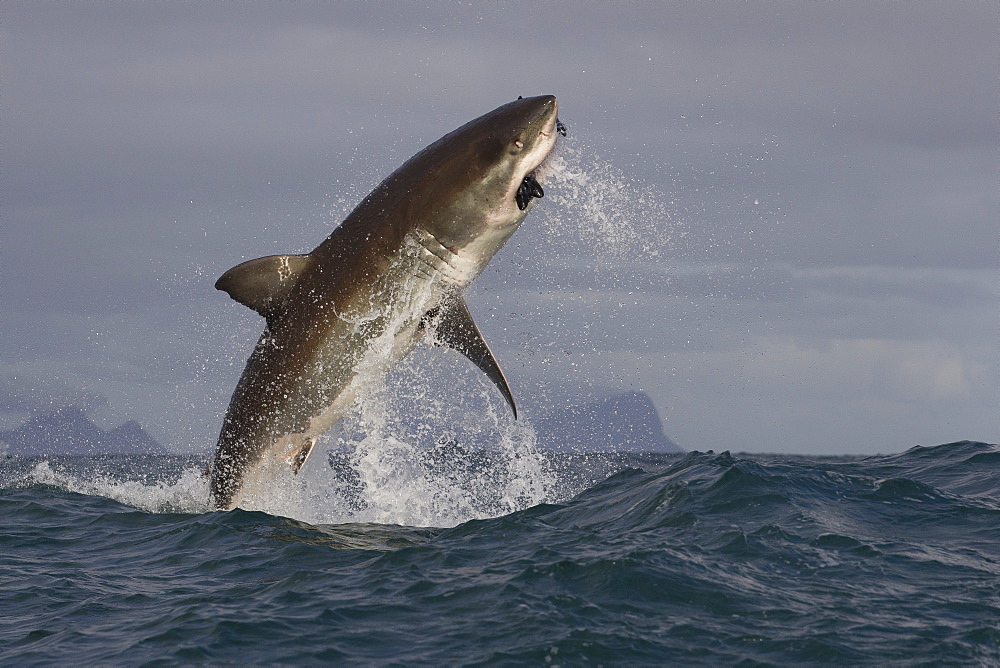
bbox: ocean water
[2,439,998,664]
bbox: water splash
[231,356,555,527]
[25,459,211,514]
[537,138,685,261]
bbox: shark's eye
[514,140,523,150]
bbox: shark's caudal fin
[215,254,312,319]
[423,298,518,419]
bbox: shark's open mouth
[515,172,545,210]
[514,116,566,211]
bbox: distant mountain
[0,407,165,455]
[534,391,682,453]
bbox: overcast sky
[2,2,997,454]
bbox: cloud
[1,2,996,454]
[739,337,986,403]
[795,266,999,310]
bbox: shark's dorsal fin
[215,254,311,319]
[424,297,517,418]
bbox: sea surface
[2,439,999,664]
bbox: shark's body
[209,95,560,509]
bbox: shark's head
[401,95,561,267]
[460,94,560,214]
[481,94,560,186]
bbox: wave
[1,441,998,663]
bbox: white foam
[227,364,555,527]
[26,460,212,514]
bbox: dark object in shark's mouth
[556,118,567,137]
[516,172,544,210]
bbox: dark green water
[2,442,998,663]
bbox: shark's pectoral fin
[423,297,517,419]
[287,437,316,474]
[216,254,312,319]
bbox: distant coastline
[0,407,165,456]
[0,391,679,456]
[534,391,682,453]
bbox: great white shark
[209,95,562,510]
